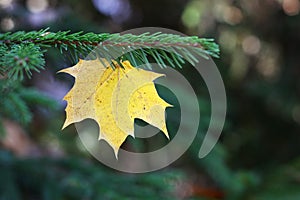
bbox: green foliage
[0,29,219,72]
[249,158,300,200]
[99,33,219,69]
[0,151,184,200]
[0,43,45,80]
[0,79,57,127]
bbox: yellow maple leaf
[59,59,172,157]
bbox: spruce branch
[0,79,58,127]
[0,29,219,78]
[0,43,45,80]
[0,29,219,57]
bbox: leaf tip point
[113,148,119,160]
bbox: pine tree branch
[0,29,220,80]
[0,29,219,58]
[0,78,58,131]
[0,29,109,47]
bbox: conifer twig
[0,28,220,79]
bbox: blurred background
[1,0,300,199]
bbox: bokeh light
[92,0,131,23]
[181,1,201,29]
[242,35,261,55]
[26,0,49,13]
[282,0,300,16]
[0,0,13,9]
[223,6,243,25]
[256,45,280,80]
[1,17,14,31]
